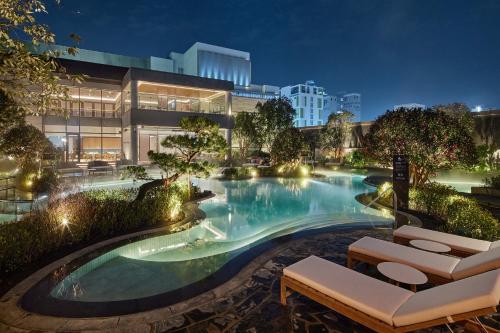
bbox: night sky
[39,0,500,121]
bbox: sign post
[392,155,409,227]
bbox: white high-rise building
[338,93,361,122]
[280,80,328,127]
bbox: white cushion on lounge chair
[393,269,500,327]
[394,225,491,254]
[451,247,500,280]
[349,237,461,279]
[490,240,500,250]
[283,255,413,325]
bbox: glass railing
[46,109,120,118]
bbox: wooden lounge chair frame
[393,235,476,258]
[347,249,452,284]
[280,275,498,333]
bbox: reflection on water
[50,176,392,302]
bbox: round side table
[409,239,451,253]
[377,262,428,292]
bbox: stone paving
[1,227,498,332]
[149,229,499,333]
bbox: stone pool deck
[1,227,498,332]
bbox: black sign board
[393,155,409,182]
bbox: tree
[0,0,81,130]
[319,111,354,160]
[433,103,474,133]
[270,128,305,165]
[364,107,478,186]
[0,124,53,170]
[0,90,25,137]
[302,129,320,162]
[233,111,260,159]
[136,117,227,201]
[255,97,295,152]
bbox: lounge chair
[281,255,499,333]
[347,237,500,284]
[394,225,500,257]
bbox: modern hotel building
[27,43,278,165]
[280,81,362,127]
[280,80,328,128]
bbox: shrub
[344,150,368,168]
[407,182,498,241]
[445,196,499,241]
[485,175,500,189]
[250,150,270,159]
[32,168,60,194]
[409,182,458,219]
[221,167,252,180]
[221,164,312,179]
[0,184,191,274]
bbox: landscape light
[61,216,69,226]
[380,182,392,193]
[250,170,258,178]
[300,166,309,176]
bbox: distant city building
[280,80,328,127]
[394,103,426,110]
[322,95,338,124]
[338,93,361,122]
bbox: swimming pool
[22,175,393,316]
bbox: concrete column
[131,126,139,164]
[225,92,232,160]
[130,80,139,164]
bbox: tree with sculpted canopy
[255,97,295,152]
[0,0,82,131]
[135,117,227,201]
[364,106,478,186]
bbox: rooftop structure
[394,103,426,110]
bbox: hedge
[409,183,499,241]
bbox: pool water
[48,176,393,303]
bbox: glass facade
[137,82,226,114]
[35,79,231,164]
[137,127,228,163]
[41,85,123,162]
[48,86,122,118]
